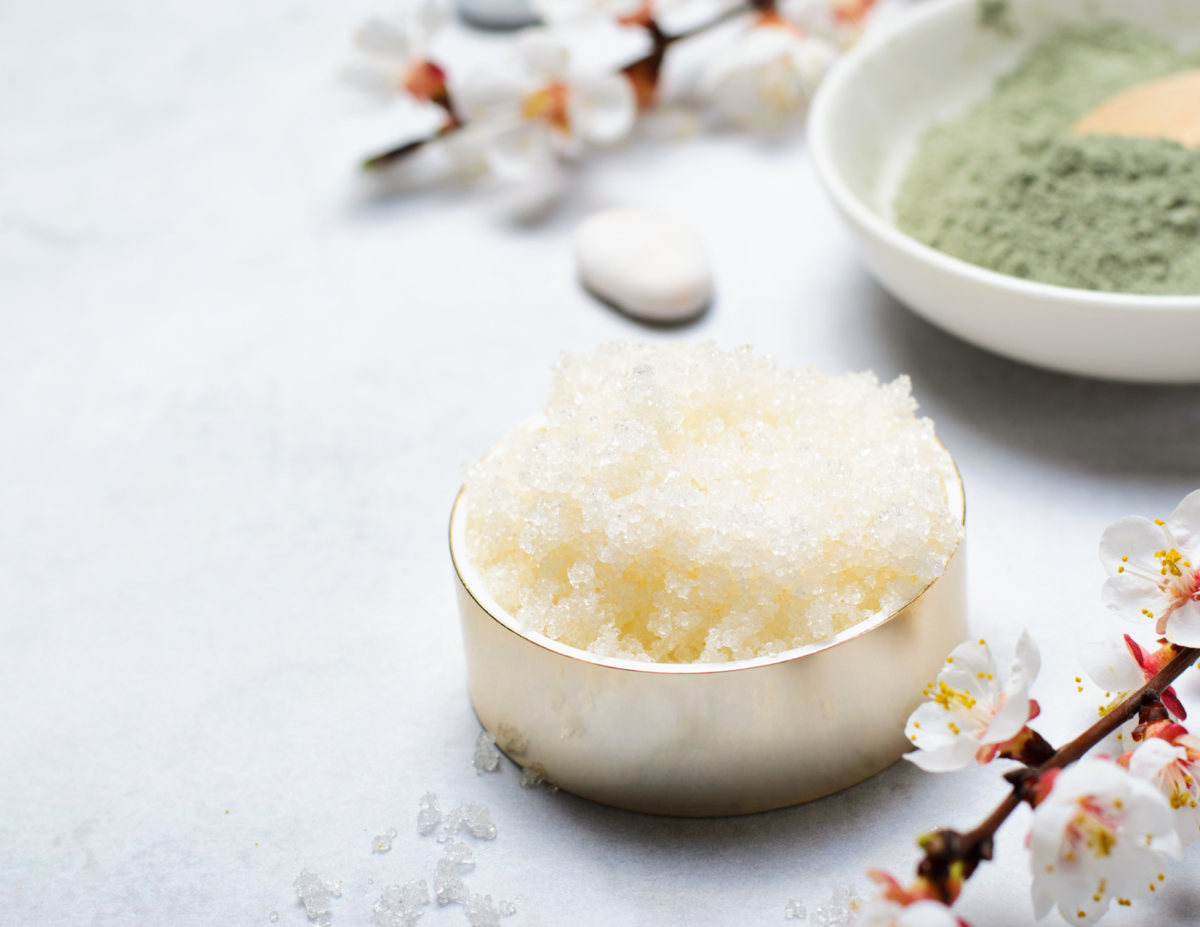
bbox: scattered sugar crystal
[434,841,476,906]
[270,914,279,924]
[463,893,505,927]
[464,893,517,926]
[417,792,442,836]
[785,899,806,919]
[518,766,558,793]
[463,342,962,663]
[372,828,398,853]
[370,879,430,927]
[294,870,341,923]
[438,802,497,842]
[808,884,860,927]
[473,731,501,773]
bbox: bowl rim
[449,443,966,677]
[808,0,1200,310]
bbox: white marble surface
[4,2,1200,925]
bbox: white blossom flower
[859,873,966,927]
[700,17,838,130]
[1029,759,1181,925]
[903,632,1040,773]
[455,30,637,181]
[1078,628,1186,756]
[342,1,450,106]
[1100,489,1200,646]
[1128,725,1200,847]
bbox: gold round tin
[449,465,966,817]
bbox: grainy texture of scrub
[896,25,1200,295]
[463,341,961,664]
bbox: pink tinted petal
[1162,687,1187,721]
[1125,634,1148,669]
[1100,515,1165,575]
[1101,573,1170,624]
[1165,598,1200,647]
[1166,489,1200,556]
[903,736,978,773]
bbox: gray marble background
[3,1,1200,924]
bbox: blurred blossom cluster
[340,0,875,204]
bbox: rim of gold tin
[449,441,966,676]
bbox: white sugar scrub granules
[437,802,497,842]
[294,870,341,925]
[462,341,962,664]
[417,792,442,836]
[472,731,501,773]
[370,880,431,927]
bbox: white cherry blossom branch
[348,0,869,180]
[862,489,1200,926]
[860,646,1199,927]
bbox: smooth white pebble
[574,208,712,322]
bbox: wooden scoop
[1073,70,1200,149]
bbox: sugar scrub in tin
[463,342,961,664]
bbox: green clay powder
[895,24,1200,295]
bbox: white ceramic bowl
[809,0,1200,383]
